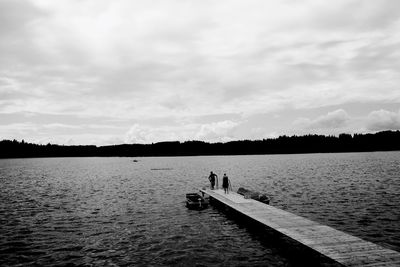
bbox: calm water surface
[0,152,399,266]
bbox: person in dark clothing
[208,171,218,190]
[222,173,230,194]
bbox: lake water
[0,152,399,266]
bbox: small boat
[237,187,270,204]
[186,193,209,210]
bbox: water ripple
[0,153,399,266]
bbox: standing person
[222,173,230,194]
[208,171,218,190]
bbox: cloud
[125,124,176,144]
[34,134,124,146]
[125,120,238,144]
[0,121,126,145]
[1,0,400,143]
[195,121,238,142]
[366,109,400,131]
[306,0,400,31]
[294,109,350,130]
[291,108,400,136]
[2,1,399,116]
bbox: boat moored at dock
[186,192,209,210]
[237,187,270,204]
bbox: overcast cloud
[1,0,400,144]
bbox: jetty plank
[200,188,400,267]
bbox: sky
[1,0,400,145]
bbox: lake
[0,152,399,266]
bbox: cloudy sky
[1,0,400,145]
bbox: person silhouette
[222,173,230,194]
[208,171,218,190]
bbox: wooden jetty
[200,188,400,267]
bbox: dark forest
[1,130,400,158]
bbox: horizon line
[2,130,398,147]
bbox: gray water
[0,152,399,266]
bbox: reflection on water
[0,152,399,266]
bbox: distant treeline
[1,130,400,158]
